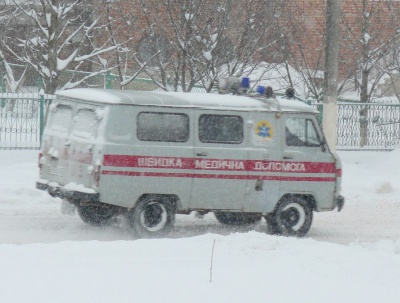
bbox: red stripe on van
[101,170,336,182]
[103,154,336,174]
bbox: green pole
[106,71,111,89]
[38,77,44,146]
[1,74,5,108]
[318,103,323,125]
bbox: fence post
[38,77,44,146]
[106,71,111,89]
[0,74,5,108]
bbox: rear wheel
[265,213,279,235]
[126,196,175,238]
[77,204,116,226]
[273,196,313,237]
[214,212,262,226]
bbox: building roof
[55,88,318,113]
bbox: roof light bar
[218,77,250,95]
[256,85,273,98]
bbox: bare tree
[2,0,122,94]
[136,0,211,92]
[341,0,400,146]
[341,0,400,99]
[134,0,282,93]
[274,1,327,102]
[382,40,400,101]
[98,0,158,90]
[0,50,28,92]
[271,1,347,103]
[0,3,27,93]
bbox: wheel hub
[279,202,306,231]
[281,208,300,227]
[140,202,167,232]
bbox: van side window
[49,105,73,133]
[286,118,321,147]
[137,112,189,142]
[199,114,243,144]
[72,109,98,139]
[106,108,133,142]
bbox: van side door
[190,111,247,210]
[282,114,336,210]
[244,113,282,212]
[40,103,74,186]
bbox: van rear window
[72,109,98,139]
[49,105,73,133]
[137,112,189,142]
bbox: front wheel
[126,196,175,238]
[273,196,313,237]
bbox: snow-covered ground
[1,150,400,303]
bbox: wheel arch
[275,193,317,212]
[135,193,180,210]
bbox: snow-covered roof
[55,88,318,113]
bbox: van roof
[55,88,318,113]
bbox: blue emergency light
[241,77,250,89]
[257,85,266,94]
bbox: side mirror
[320,140,327,152]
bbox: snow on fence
[312,102,400,150]
[0,93,53,150]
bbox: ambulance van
[36,85,344,238]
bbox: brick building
[101,0,399,91]
[281,0,400,84]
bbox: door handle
[196,152,208,157]
[283,156,293,159]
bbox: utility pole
[323,0,340,152]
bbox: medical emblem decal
[255,120,274,142]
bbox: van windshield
[286,117,321,147]
[71,109,99,139]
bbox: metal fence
[0,93,52,149]
[312,102,400,150]
[1,85,400,150]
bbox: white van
[36,87,344,237]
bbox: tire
[273,196,313,237]
[214,212,262,226]
[77,204,116,226]
[265,213,279,235]
[126,196,175,238]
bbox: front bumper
[36,180,100,202]
[336,195,345,212]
